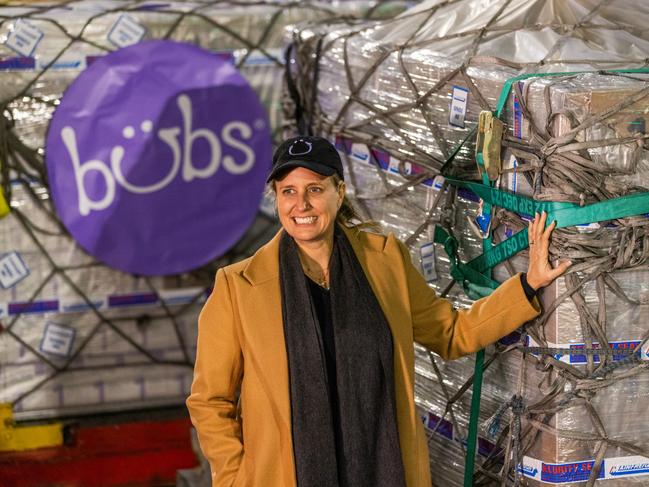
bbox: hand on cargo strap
[526,211,572,290]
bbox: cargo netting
[288,0,649,485]
[0,0,414,419]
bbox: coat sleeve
[394,237,541,360]
[186,268,244,486]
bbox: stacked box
[292,0,649,484]
[0,181,204,418]
[494,72,649,485]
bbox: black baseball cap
[267,136,344,182]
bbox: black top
[306,277,347,483]
[306,277,337,405]
[520,273,537,301]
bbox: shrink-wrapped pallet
[290,0,649,484]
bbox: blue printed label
[0,56,35,70]
[449,85,469,128]
[0,251,30,289]
[526,336,647,364]
[423,411,453,440]
[541,460,602,483]
[569,340,641,364]
[522,455,649,483]
[8,299,58,315]
[108,292,158,308]
[517,460,540,480]
[608,457,649,477]
[5,19,44,57]
[107,14,147,48]
[339,137,434,186]
[40,321,75,357]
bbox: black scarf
[279,226,405,487]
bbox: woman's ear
[338,182,346,207]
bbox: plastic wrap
[0,0,404,419]
[291,0,649,484]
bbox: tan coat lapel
[238,230,296,484]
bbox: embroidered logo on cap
[288,139,312,156]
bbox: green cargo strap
[446,179,649,272]
[463,167,493,487]
[433,225,500,299]
[448,176,649,223]
[446,177,575,215]
[468,228,530,274]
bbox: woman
[186,136,570,487]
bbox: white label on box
[5,19,44,57]
[59,297,105,313]
[432,175,445,191]
[518,457,542,481]
[449,85,469,128]
[506,154,519,193]
[40,322,75,357]
[159,286,205,305]
[606,455,649,479]
[420,242,437,282]
[388,156,412,175]
[350,142,370,164]
[576,222,600,232]
[0,251,30,289]
[107,14,146,48]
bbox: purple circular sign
[46,40,271,276]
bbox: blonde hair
[331,175,381,232]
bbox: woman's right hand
[526,211,572,290]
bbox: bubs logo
[46,40,271,276]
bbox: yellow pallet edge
[0,403,63,452]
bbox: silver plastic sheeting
[0,0,405,419]
[293,0,649,169]
[291,0,649,484]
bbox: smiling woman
[273,168,344,287]
[186,135,571,487]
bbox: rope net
[0,0,413,419]
[288,0,649,485]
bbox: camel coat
[186,225,540,487]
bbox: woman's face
[275,167,344,246]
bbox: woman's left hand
[526,211,572,290]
